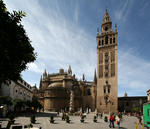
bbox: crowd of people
[59,111,144,129]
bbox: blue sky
[4,0,150,96]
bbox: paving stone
[0,113,148,129]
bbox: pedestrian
[96,112,98,118]
[137,115,142,125]
[115,115,120,128]
[62,112,66,120]
[57,111,59,116]
[109,113,115,128]
[101,113,103,118]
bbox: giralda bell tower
[96,9,118,114]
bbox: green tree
[13,98,25,112]
[0,96,12,106]
[32,97,43,112]
[131,106,141,113]
[25,100,32,109]
[0,0,36,85]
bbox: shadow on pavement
[17,112,58,117]
[119,127,127,129]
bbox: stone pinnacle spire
[68,65,72,75]
[82,74,85,81]
[43,69,47,80]
[39,75,42,89]
[94,69,97,84]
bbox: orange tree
[0,0,36,85]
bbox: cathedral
[34,67,97,112]
[33,9,118,114]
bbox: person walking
[115,115,120,128]
[109,114,115,128]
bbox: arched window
[105,36,108,44]
[113,37,115,43]
[87,89,91,96]
[99,40,101,46]
[108,87,110,93]
[104,87,106,93]
[110,38,112,44]
[105,72,108,77]
[102,40,104,45]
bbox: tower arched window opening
[102,40,104,45]
[113,37,115,43]
[99,40,101,46]
[105,36,108,44]
[110,38,112,44]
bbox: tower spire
[115,24,117,32]
[39,75,42,89]
[106,8,108,13]
[97,25,99,33]
[43,69,47,80]
[94,69,97,84]
[102,9,111,24]
[82,74,85,81]
[68,65,72,75]
[101,9,112,33]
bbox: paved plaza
[0,112,147,129]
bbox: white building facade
[0,79,33,101]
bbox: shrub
[93,116,97,122]
[8,114,15,121]
[80,115,84,123]
[66,115,70,123]
[24,124,33,128]
[50,116,54,123]
[8,114,15,123]
[104,116,108,122]
[30,115,36,124]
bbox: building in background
[0,79,32,102]
[33,66,97,112]
[147,89,150,102]
[96,9,118,113]
[118,92,147,113]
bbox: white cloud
[114,0,131,22]
[27,62,45,73]
[118,48,150,96]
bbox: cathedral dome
[48,82,63,88]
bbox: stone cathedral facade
[33,67,97,112]
[33,9,118,114]
[96,9,118,113]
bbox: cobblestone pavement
[0,113,148,129]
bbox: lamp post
[139,99,142,115]
[104,95,109,114]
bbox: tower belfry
[96,9,118,114]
